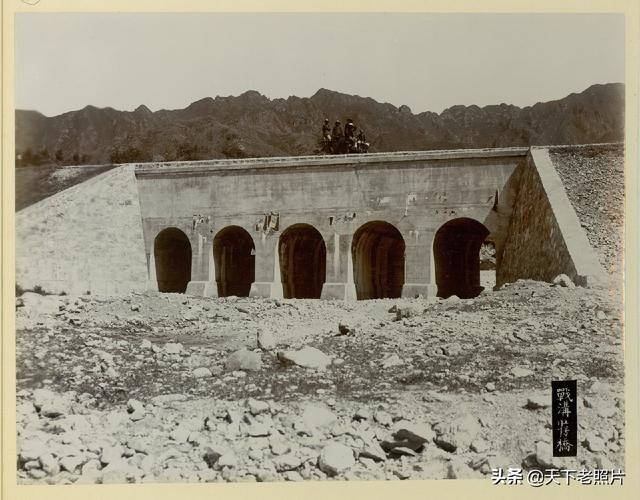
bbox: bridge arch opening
[279,224,326,299]
[154,228,192,293]
[213,226,255,297]
[352,221,405,300]
[433,218,491,299]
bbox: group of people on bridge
[320,118,369,155]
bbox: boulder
[434,415,481,452]
[247,398,270,415]
[32,388,57,411]
[525,394,550,410]
[40,397,70,418]
[583,432,606,453]
[257,330,277,350]
[381,354,404,369]
[525,440,563,469]
[218,451,237,468]
[318,443,355,476]
[277,346,332,370]
[510,367,534,378]
[100,444,124,465]
[19,438,48,463]
[552,274,575,288]
[338,323,355,335]
[373,410,393,427]
[193,367,213,378]
[393,420,435,448]
[39,453,60,476]
[273,453,303,472]
[164,342,184,355]
[225,349,262,371]
[59,455,84,473]
[353,407,372,421]
[126,399,145,414]
[358,438,387,462]
[203,446,223,468]
[301,404,337,429]
[169,425,191,443]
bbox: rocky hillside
[15,83,624,166]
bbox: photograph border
[2,1,639,499]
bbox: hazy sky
[15,13,625,117]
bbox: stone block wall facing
[498,148,606,288]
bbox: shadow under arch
[351,220,405,300]
[278,223,326,299]
[433,217,490,299]
[213,225,255,297]
[154,227,192,293]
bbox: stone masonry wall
[15,165,149,295]
[498,148,606,287]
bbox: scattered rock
[225,349,262,371]
[523,440,563,469]
[434,415,481,452]
[318,443,355,476]
[353,407,372,421]
[169,425,191,443]
[39,453,60,476]
[273,453,302,472]
[392,421,435,449]
[381,354,403,369]
[193,367,213,378]
[301,404,337,429]
[373,410,393,427]
[127,399,145,414]
[338,323,355,335]
[164,342,184,355]
[470,438,489,453]
[597,405,617,418]
[388,446,416,457]
[525,395,549,410]
[203,446,223,468]
[552,274,575,288]
[583,432,606,453]
[278,346,332,370]
[358,438,387,462]
[218,451,237,468]
[257,330,276,350]
[510,367,534,378]
[247,398,270,416]
[284,470,303,481]
[59,455,83,473]
[100,445,124,465]
[19,438,48,463]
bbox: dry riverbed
[15,278,624,484]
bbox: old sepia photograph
[8,5,632,491]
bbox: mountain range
[15,83,624,166]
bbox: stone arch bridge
[135,147,605,300]
[15,147,606,298]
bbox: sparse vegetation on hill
[15,83,624,166]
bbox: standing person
[344,119,356,153]
[321,118,331,153]
[331,120,343,153]
[356,128,368,153]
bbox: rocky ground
[549,144,625,284]
[15,277,624,485]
